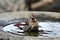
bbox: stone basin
[0,11,60,40]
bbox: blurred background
[0,0,60,13]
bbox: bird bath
[2,21,60,37]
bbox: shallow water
[38,22,60,37]
[3,21,60,37]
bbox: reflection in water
[3,21,60,37]
[38,22,60,37]
[25,32,39,36]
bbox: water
[2,21,60,37]
[38,22,60,37]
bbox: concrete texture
[0,11,60,20]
